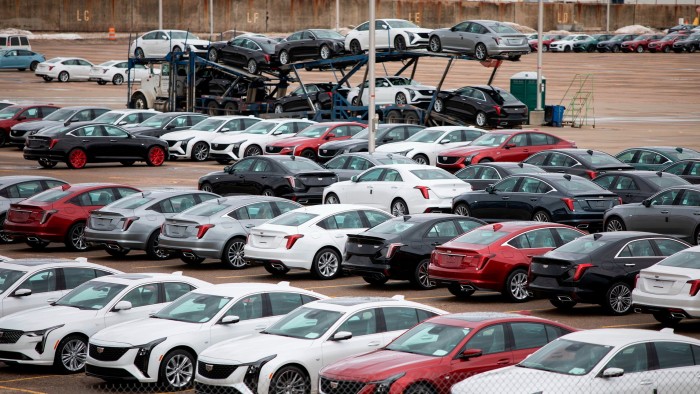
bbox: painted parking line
[304,283,366,290]
[215,274,273,279]
[504,308,553,314]
[134,265,174,269]
[0,385,46,394]
[0,376,55,383]
[602,322,655,329]
[406,296,453,301]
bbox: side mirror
[485,185,495,194]
[165,124,176,130]
[220,315,240,325]
[350,175,358,182]
[325,133,336,140]
[332,331,353,341]
[117,121,127,126]
[113,300,133,312]
[450,27,456,32]
[382,137,393,143]
[642,199,651,207]
[47,298,57,304]
[439,138,451,144]
[224,165,233,173]
[460,348,483,360]
[602,368,624,378]
[381,25,388,30]
[13,288,32,297]
[504,143,516,149]
[221,128,230,132]
[272,130,282,135]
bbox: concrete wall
[1,1,698,34]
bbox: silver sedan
[158,195,302,268]
[428,20,530,60]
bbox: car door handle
[431,242,441,246]
[245,224,254,228]
[624,263,636,267]
[82,140,89,143]
[334,235,345,238]
[501,196,509,200]
[526,255,533,258]
[530,198,538,201]
[496,359,510,365]
[261,176,267,179]
[368,341,381,347]
[694,212,700,216]
[639,380,653,386]
[660,210,669,214]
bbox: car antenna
[586,149,593,155]
[518,162,524,168]
[593,233,603,240]
[563,174,572,181]
[656,171,663,177]
[290,155,296,160]
[676,147,683,153]
[403,215,411,221]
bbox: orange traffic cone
[108,27,116,41]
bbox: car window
[324,156,348,170]
[525,153,548,166]
[318,211,365,230]
[251,159,272,172]
[382,307,421,331]
[356,22,369,32]
[618,239,656,257]
[22,108,39,118]
[103,125,129,138]
[547,153,577,167]
[615,176,639,190]
[164,282,194,302]
[509,229,557,249]
[470,89,486,101]
[224,293,264,320]
[383,169,402,182]
[230,202,276,220]
[63,268,100,289]
[455,219,482,233]
[426,221,459,239]
[72,125,103,137]
[456,166,480,180]
[517,178,544,193]
[689,162,700,176]
[593,175,616,189]
[511,323,548,350]
[638,151,669,165]
[649,189,681,206]
[166,194,198,213]
[120,283,160,308]
[555,228,584,244]
[362,210,392,228]
[509,134,528,147]
[545,324,570,341]
[232,158,255,172]
[663,162,687,175]
[679,190,700,206]
[74,189,117,206]
[384,127,405,142]
[269,292,308,316]
[655,342,695,370]
[464,324,506,355]
[74,109,94,122]
[616,150,636,163]
[605,343,649,373]
[347,157,372,171]
[19,269,56,294]
[494,177,519,192]
[653,239,688,256]
[336,308,378,337]
[358,168,384,182]
[275,201,300,214]
[4,180,43,198]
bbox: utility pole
[367,0,377,153]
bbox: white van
[0,34,31,50]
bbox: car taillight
[385,243,404,259]
[286,176,299,189]
[687,280,700,296]
[49,139,59,149]
[102,69,108,74]
[284,234,304,249]
[617,197,623,206]
[414,186,430,199]
[475,254,495,270]
[584,170,597,179]
[634,274,640,288]
[573,263,594,281]
[493,105,501,116]
[492,37,501,45]
[121,217,139,231]
[264,54,271,63]
[48,66,54,71]
[195,224,215,239]
[39,209,57,224]
[561,198,576,212]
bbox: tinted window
[494,177,519,192]
[383,307,420,331]
[336,309,378,337]
[383,169,402,182]
[510,229,557,249]
[269,292,305,316]
[63,268,99,289]
[4,181,43,198]
[555,228,584,244]
[20,269,56,294]
[233,158,255,172]
[679,190,700,206]
[456,166,480,180]
[225,293,263,320]
[605,343,649,373]
[654,239,688,256]
[164,282,194,302]
[231,202,276,220]
[615,177,638,190]
[363,210,391,228]
[75,189,117,206]
[358,168,383,182]
[617,239,656,257]
[324,156,348,170]
[518,178,545,194]
[511,323,548,350]
[663,162,686,175]
[649,189,681,206]
[347,157,372,171]
[655,342,695,370]
[456,219,482,233]
[159,194,198,213]
[121,283,160,308]
[658,251,700,269]
[616,150,636,163]
[270,212,318,226]
[426,221,459,238]
[530,133,553,146]
[454,229,508,245]
[275,201,300,214]
[464,325,506,355]
[318,211,364,230]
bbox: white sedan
[548,34,592,52]
[244,204,393,279]
[375,126,486,165]
[161,115,262,161]
[86,282,326,391]
[344,18,432,54]
[0,272,208,373]
[323,164,472,216]
[346,76,436,106]
[88,60,149,85]
[129,29,210,58]
[451,328,700,394]
[195,297,446,394]
[34,57,94,82]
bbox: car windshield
[386,322,470,357]
[543,35,557,40]
[269,212,318,226]
[518,339,612,376]
[411,169,456,180]
[352,127,395,142]
[27,188,71,203]
[98,61,119,67]
[263,306,342,339]
[182,201,230,216]
[153,292,231,323]
[470,133,510,147]
[192,118,226,132]
[45,58,62,64]
[92,112,123,124]
[243,122,278,135]
[406,129,446,143]
[645,175,688,189]
[495,90,521,104]
[170,31,200,40]
[296,125,331,138]
[610,35,627,42]
[0,106,21,120]
[55,281,128,310]
[485,23,519,34]
[551,236,610,255]
[138,115,171,128]
[108,196,154,209]
[280,159,325,172]
[377,156,416,164]
[386,20,418,29]
[0,269,27,294]
[369,220,417,234]
[385,77,418,86]
[43,108,77,122]
[560,36,576,41]
[555,178,604,193]
[585,152,624,165]
[312,30,345,40]
[658,250,700,268]
[453,229,508,245]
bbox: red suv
[319,312,576,394]
[4,183,140,251]
[436,130,576,172]
[620,34,664,53]
[264,122,365,161]
[648,33,689,53]
[0,104,59,146]
[428,222,585,302]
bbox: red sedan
[4,183,140,251]
[319,312,576,394]
[264,121,365,161]
[529,34,566,52]
[429,222,586,302]
[648,32,689,53]
[0,104,59,146]
[620,34,664,53]
[436,130,576,172]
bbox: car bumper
[166,140,192,159]
[88,76,111,83]
[632,291,700,319]
[436,157,467,172]
[209,146,241,161]
[23,149,66,162]
[428,265,503,292]
[158,236,223,259]
[528,280,598,303]
[243,246,311,271]
[280,191,323,205]
[343,255,415,280]
[552,215,604,232]
[3,222,63,242]
[84,228,150,251]
[86,347,157,384]
[195,364,260,394]
[0,336,53,366]
[488,116,527,128]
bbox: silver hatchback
[158,195,301,268]
[84,190,219,259]
[428,20,530,60]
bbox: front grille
[195,383,243,394]
[89,344,129,361]
[0,329,23,344]
[416,33,429,39]
[320,377,366,394]
[266,146,283,153]
[437,156,459,165]
[418,89,434,95]
[85,364,135,379]
[197,361,238,380]
[211,143,229,151]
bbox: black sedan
[273,83,346,113]
[528,231,690,315]
[198,155,338,205]
[209,35,279,74]
[452,173,621,232]
[592,170,690,204]
[23,123,168,169]
[322,152,416,181]
[662,159,700,184]
[344,214,486,289]
[596,34,637,52]
[128,112,208,138]
[455,162,546,190]
[522,149,634,179]
[432,85,528,128]
[276,29,346,65]
[673,32,700,52]
[317,123,425,162]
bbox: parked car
[668,23,696,33]
[596,34,638,52]
[0,34,31,50]
[317,123,425,161]
[272,83,347,113]
[34,57,94,82]
[0,272,208,373]
[194,297,446,394]
[244,204,393,278]
[548,34,592,52]
[324,164,471,215]
[662,158,700,183]
[436,130,577,172]
[621,33,665,53]
[24,123,169,169]
[451,328,700,394]
[86,282,325,390]
[208,119,316,162]
[603,185,700,244]
[210,35,279,74]
[346,19,431,54]
[428,20,529,60]
[530,33,567,52]
[592,170,689,204]
[128,112,208,138]
[4,183,140,250]
[454,162,546,190]
[130,29,210,59]
[276,29,346,64]
[522,148,634,179]
[88,60,149,85]
[0,175,67,243]
[0,258,121,317]
[429,222,585,302]
[9,106,110,145]
[572,33,614,52]
[347,76,436,106]
[375,126,486,165]
[345,213,486,289]
[162,115,261,161]
[648,33,688,53]
[433,85,528,128]
[452,173,621,231]
[0,101,15,110]
[0,104,59,146]
[673,32,700,52]
[320,312,576,394]
[265,122,364,161]
[89,108,160,128]
[529,232,690,315]
[615,146,700,171]
[159,195,301,267]
[0,49,44,71]
[322,152,417,181]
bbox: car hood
[199,332,313,364]
[375,141,424,153]
[0,305,99,331]
[320,139,368,150]
[321,350,436,380]
[210,133,266,144]
[268,136,317,147]
[91,317,203,346]
[397,27,432,34]
[438,145,493,156]
[160,130,212,141]
[11,120,60,131]
[452,365,583,394]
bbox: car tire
[541,45,549,52]
[247,59,259,74]
[689,46,697,53]
[54,334,87,374]
[191,142,209,162]
[605,217,626,232]
[549,297,577,310]
[350,39,362,55]
[312,248,341,280]
[479,158,493,163]
[636,45,645,53]
[158,349,195,391]
[172,46,182,54]
[65,222,88,251]
[428,36,442,52]
[269,366,310,394]
[612,45,621,53]
[564,45,572,53]
[206,101,220,115]
[394,35,407,51]
[112,73,124,85]
[653,312,682,327]
[404,111,420,124]
[694,227,700,246]
[299,149,316,161]
[30,61,39,71]
[146,229,171,260]
[222,237,247,269]
[504,268,529,303]
[26,239,49,249]
[66,148,88,169]
[363,275,389,286]
[475,111,488,127]
[453,203,471,216]
[587,45,596,53]
[663,46,671,53]
[433,98,445,113]
[279,50,290,65]
[180,253,205,266]
[395,92,408,105]
[351,96,362,106]
[474,43,488,60]
[120,160,135,166]
[42,76,53,82]
[146,145,166,166]
[104,246,130,257]
[532,210,551,222]
[274,104,285,114]
[244,144,262,157]
[97,81,107,85]
[320,44,331,60]
[200,182,214,193]
[412,154,429,165]
[448,283,475,298]
[412,259,436,290]
[132,93,148,109]
[603,282,633,315]
[509,55,521,61]
[0,215,13,243]
[207,48,219,62]
[57,71,70,82]
[324,193,340,204]
[391,198,409,216]
[135,47,145,59]
[224,102,237,115]
[261,188,275,197]
[264,262,290,276]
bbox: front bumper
[195,363,261,394]
[166,140,193,159]
[0,334,54,366]
[209,143,242,161]
[86,345,157,383]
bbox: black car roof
[390,213,468,223]
[578,231,676,241]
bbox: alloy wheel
[70,223,87,250]
[607,283,632,314]
[606,218,624,232]
[391,200,408,216]
[270,367,308,394]
[226,240,246,268]
[509,271,529,301]
[60,338,87,372]
[164,354,193,388]
[316,251,339,278]
[192,142,209,161]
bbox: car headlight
[180,137,194,149]
[231,141,246,155]
[464,154,476,164]
[26,324,64,354]
[136,337,167,356]
[370,372,405,394]
[242,354,276,375]
[396,150,412,156]
[407,89,416,98]
[406,32,415,40]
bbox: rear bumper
[84,229,149,250]
[158,236,223,259]
[23,149,66,161]
[528,281,598,303]
[3,223,63,242]
[632,304,695,319]
[428,266,502,292]
[280,191,323,205]
[631,291,700,318]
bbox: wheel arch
[405,380,439,394]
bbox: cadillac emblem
[205,364,213,372]
[330,382,339,389]
[96,347,104,354]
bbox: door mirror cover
[220,315,240,325]
[13,288,32,297]
[113,300,133,311]
[332,331,353,341]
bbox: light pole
[159,0,163,30]
[209,0,214,39]
[536,0,543,111]
[336,0,340,31]
[367,0,377,153]
[606,0,611,32]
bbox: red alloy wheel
[147,146,165,166]
[68,149,87,169]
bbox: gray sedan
[158,195,301,268]
[428,20,530,60]
[604,185,700,245]
[84,189,219,259]
[0,175,67,242]
[321,152,417,181]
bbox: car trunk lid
[248,225,294,249]
[638,266,697,296]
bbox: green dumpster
[510,72,546,114]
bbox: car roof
[3,104,58,110]
[475,161,538,169]
[561,328,699,347]
[0,258,114,270]
[0,175,64,184]
[153,112,203,117]
[308,296,443,313]
[423,125,484,132]
[192,281,323,298]
[60,106,111,111]
[117,189,211,200]
[97,272,205,286]
[515,172,589,182]
[488,129,539,135]
[392,213,466,223]
[372,163,442,171]
[601,170,678,178]
[478,221,573,232]
[50,183,138,192]
[288,203,381,215]
[623,146,696,153]
[259,118,314,125]
[433,312,554,326]
[575,231,677,242]
[208,115,262,121]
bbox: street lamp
[536,0,543,111]
[367,0,377,153]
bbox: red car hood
[321,350,438,381]
[267,136,317,147]
[439,145,494,157]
